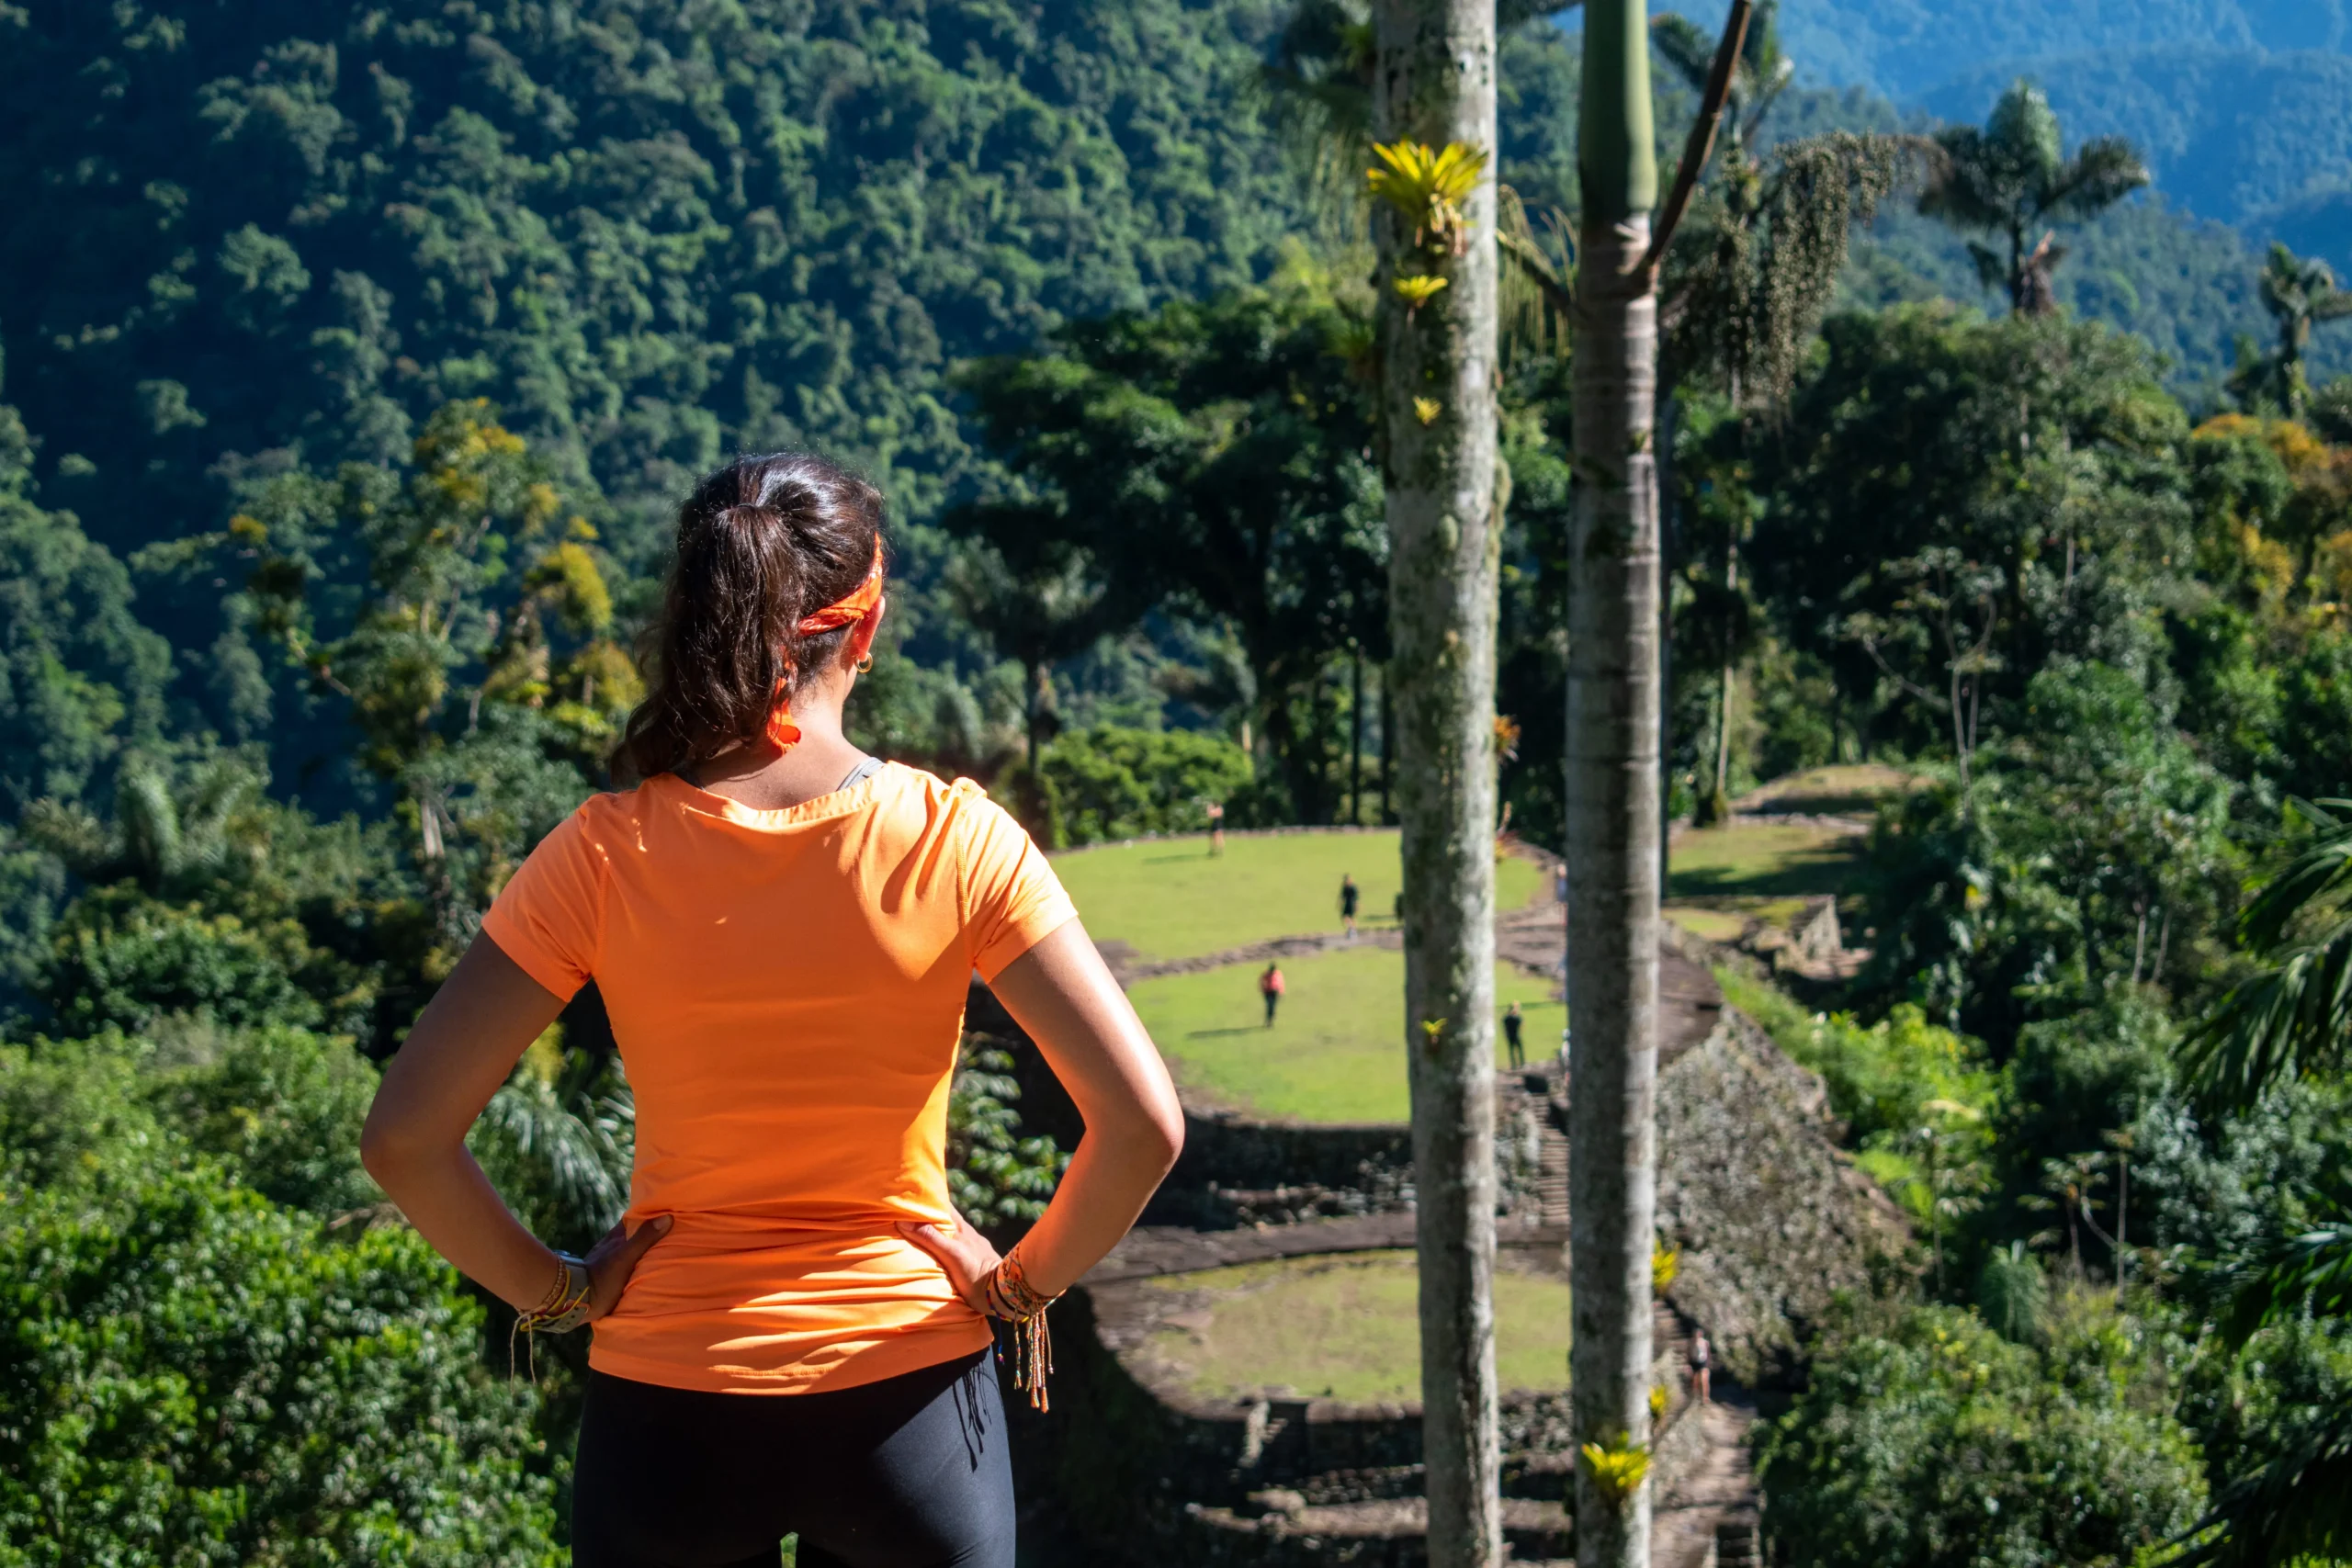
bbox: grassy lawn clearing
[1667,820,1867,900]
[1664,906,1747,942]
[1054,829,1544,962]
[1731,762,1916,817]
[1141,1250,1571,1402]
[1128,943,1561,1122]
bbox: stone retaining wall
[1654,1010,1912,1388]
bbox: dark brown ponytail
[613,453,887,784]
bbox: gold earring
[855,654,875,674]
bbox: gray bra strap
[836,755,884,793]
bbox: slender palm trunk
[1712,539,1738,807]
[1374,0,1501,1562]
[1657,392,1677,879]
[1381,662,1395,824]
[1024,658,1050,773]
[1568,4,1659,1564]
[1351,649,1366,825]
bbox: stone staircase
[1530,1096,1571,1228]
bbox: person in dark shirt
[1503,1000,1525,1068]
[1340,874,1360,937]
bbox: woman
[361,453,1184,1568]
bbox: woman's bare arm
[361,935,668,1314]
[899,918,1183,1299]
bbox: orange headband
[795,540,885,636]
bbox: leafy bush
[946,1040,1069,1229]
[1,1026,380,1216]
[146,1022,382,1216]
[37,882,328,1035]
[1761,1300,2206,1568]
[1032,725,1253,848]
[1719,970,1995,1144]
[0,1034,167,1197]
[0,1171,560,1567]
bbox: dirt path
[1109,925,1401,984]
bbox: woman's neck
[685,699,868,811]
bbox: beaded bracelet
[508,1251,593,1381]
[979,1249,1062,1412]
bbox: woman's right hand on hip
[583,1213,673,1321]
[898,1213,1001,1314]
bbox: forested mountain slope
[0,0,1309,578]
[1753,86,2352,402]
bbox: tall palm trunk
[1711,537,1738,807]
[1373,0,1501,1562]
[1567,3,1660,1565]
[1351,648,1365,825]
[1380,661,1395,824]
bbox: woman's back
[485,762,1074,1393]
[362,448,1181,1568]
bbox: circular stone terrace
[1001,825,1817,1568]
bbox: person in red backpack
[1260,962,1286,1027]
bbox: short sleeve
[481,806,608,1001]
[957,785,1079,982]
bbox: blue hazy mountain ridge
[1921,50,2352,232]
[1749,82,2352,400]
[1684,0,2352,102]
[1652,3,2352,275]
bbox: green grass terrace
[1054,828,1544,963]
[1126,945,1562,1123]
[1137,1250,1572,1404]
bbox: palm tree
[1253,82,1514,1544]
[1566,2,1666,1562]
[2178,1174,2352,1566]
[941,530,1121,773]
[2252,243,2352,417]
[1917,79,2148,316]
[2184,795,2352,1110]
[1368,0,1503,1559]
[1649,3,1912,826]
[469,1040,635,1249]
[1374,3,1496,1561]
[20,754,263,896]
[1648,1,1916,409]
[2169,795,2352,1562]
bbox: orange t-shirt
[480,763,1077,1394]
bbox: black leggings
[571,1348,1013,1568]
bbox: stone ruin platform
[999,934,1909,1566]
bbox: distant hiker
[1689,1326,1712,1405]
[1339,874,1360,938]
[1205,799,1226,857]
[1261,962,1285,1027]
[1503,1001,1525,1068]
[360,451,1184,1565]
